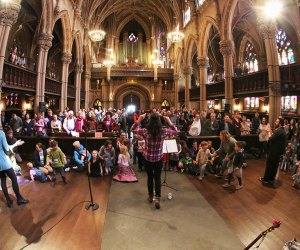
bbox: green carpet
[102,169,244,250]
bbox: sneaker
[215,174,223,178]
[222,183,231,188]
[235,185,243,190]
[198,176,203,181]
[180,169,184,174]
[65,167,70,172]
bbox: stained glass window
[281,96,297,112]
[184,1,191,27]
[244,42,258,73]
[276,28,295,65]
[161,99,170,108]
[93,99,102,108]
[195,0,205,8]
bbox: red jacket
[102,118,117,132]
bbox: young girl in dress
[113,146,137,182]
[88,150,103,177]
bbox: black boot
[17,197,29,206]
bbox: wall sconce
[151,94,154,101]
[109,93,113,100]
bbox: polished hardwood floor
[0,159,299,250]
[187,159,300,250]
[0,164,112,250]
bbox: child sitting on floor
[178,152,194,174]
[292,162,300,188]
[27,162,51,183]
[222,141,246,190]
[88,150,103,177]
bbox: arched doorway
[123,94,140,112]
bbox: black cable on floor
[19,200,92,250]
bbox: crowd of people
[0,106,299,209]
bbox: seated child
[222,141,245,190]
[196,141,212,180]
[27,162,51,183]
[178,152,194,174]
[169,138,181,171]
[100,147,113,175]
[292,162,300,188]
[88,150,103,177]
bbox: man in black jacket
[259,118,286,185]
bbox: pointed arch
[199,19,220,57]
[53,11,72,53]
[115,15,151,40]
[71,32,83,63]
[184,34,198,66]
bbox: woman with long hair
[0,125,28,207]
[131,112,177,209]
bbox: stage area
[0,159,299,249]
[102,171,244,250]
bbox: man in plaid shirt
[131,112,177,209]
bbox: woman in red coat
[101,112,117,132]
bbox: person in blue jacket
[0,126,28,207]
[72,141,91,172]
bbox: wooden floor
[187,159,300,250]
[0,159,299,250]
[0,163,112,250]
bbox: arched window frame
[276,28,295,65]
[243,41,258,73]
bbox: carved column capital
[257,18,277,40]
[61,52,72,65]
[84,73,91,80]
[219,40,234,56]
[197,56,209,68]
[269,81,281,92]
[38,33,53,51]
[75,64,84,73]
[173,74,180,81]
[0,4,21,26]
[183,66,193,76]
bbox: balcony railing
[45,77,62,95]
[67,85,76,98]
[92,66,174,79]
[206,81,225,99]
[232,70,268,97]
[3,62,36,91]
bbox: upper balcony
[91,64,174,79]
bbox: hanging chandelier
[167,28,184,43]
[89,29,106,42]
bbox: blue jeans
[52,167,65,182]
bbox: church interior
[0,0,300,249]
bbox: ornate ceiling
[78,0,184,32]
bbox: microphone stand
[84,134,99,211]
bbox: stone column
[197,56,209,111]
[138,32,143,63]
[173,73,179,109]
[84,72,91,110]
[0,2,21,80]
[60,52,72,111]
[220,40,234,108]
[74,63,83,112]
[34,33,53,111]
[258,18,281,127]
[183,66,192,110]
[146,38,151,67]
[101,79,109,109]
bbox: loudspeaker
[39,102,46,112]
[224,104,231,114]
